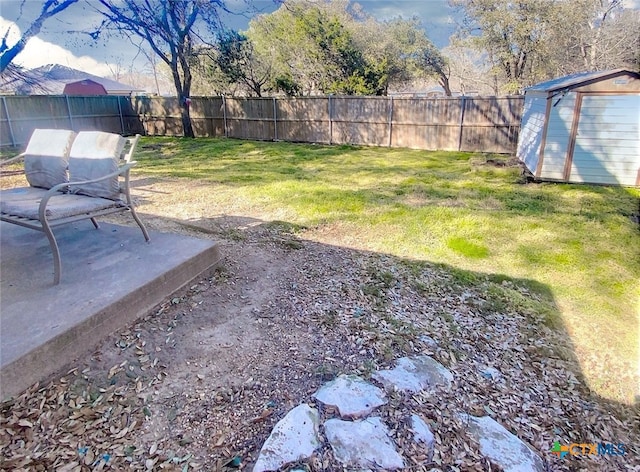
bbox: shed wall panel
[516,92,547,173]
[539,92,576,180]
[577,122,638,134]
[570,73,640,93]
[570,94,640,185]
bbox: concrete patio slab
[0,221,221,399]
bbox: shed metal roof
[525,68,640,93]
[63,79,108,95]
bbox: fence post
[222,95,228,138]
[2,96,15,147]
[117,96,125,135]
[272,97,278,141]
[457,96,466,151]
[209,98,215,137]
[387,96,394,147]
[65,95,74,131]
[328,95,333,145]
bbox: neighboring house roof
[390,87,470,98]
[525,68,640,93]
[0,64,143,95]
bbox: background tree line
[193,0,457,97]
[450,0,640,94]
[2,0,638,137]
[190,0,639,97]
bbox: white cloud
[1,17,116,77]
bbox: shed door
[569,94,640,186]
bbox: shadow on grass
[156,211,635,384]
[133,138,640,399]
[130,139,640,409]
[157,212,639,467]
[1,204,638,470]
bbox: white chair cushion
[1,192,121,220]
[68,131,125,200]
[24,129,75,189]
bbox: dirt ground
[1,174,639,471]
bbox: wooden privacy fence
[1,95,524,153]
[1,95,142,147]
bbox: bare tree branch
[0,0,79,73]
[92,0,227,137]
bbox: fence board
[458,97,523,153]
[333,121,389,146]
[277,97,329,121]
[276,98,330,143]
[393,98,462,125]
[189,97,224,137]
[392,124,460,151]
[1,96,70,146]
[331,96,390,122]
[119,97,145,135]
[330,97,391,146]
[277,119,331,143]
[134,96,182,137]
[224,98,275,140]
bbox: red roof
[62,79,108,95]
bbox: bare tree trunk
[172,79,194,137]
[181,102,194,138]
[439,74,452,97]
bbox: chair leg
[122,173,149,242]
[90,217,100,229]
[129,207,150,242]
[42,222,62,285]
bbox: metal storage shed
[63,79,108,95]
[516,69,640,186]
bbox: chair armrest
[122,135,141,163]
[0,152,26,167]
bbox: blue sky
[0,0,457,76]
[231,0,458,46]
[2,0,637,80]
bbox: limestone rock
[479,366,502,380]
[419,335,438,348]
[373,356,453,393]
[313,374,387,418]
[324,417,405,470]
[461,414,545,472]
[253,404,320,472]
[410,414,435,461]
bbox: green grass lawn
[135,137,640,404]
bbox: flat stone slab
[373,356,453,393]
[313,374,386,418]
[324,417,404,470]
[461,414,545,472]
[253,404,320,472]
[411,414,435,461]
[479,366,502,381]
